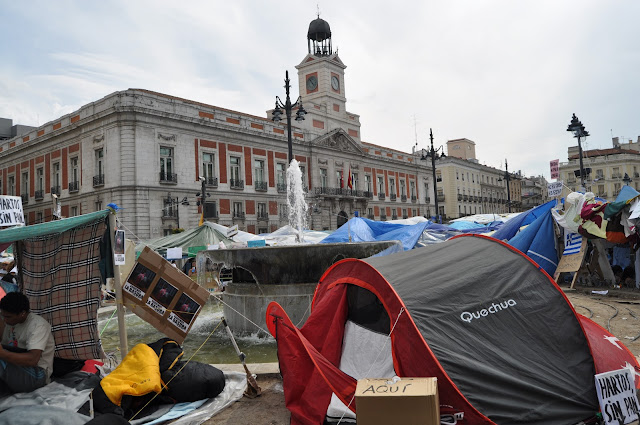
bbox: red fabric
[340,171,344,189]
[347,168,353,189]
[267,259,494,425]
[578,314,640,389]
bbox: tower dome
[307,17,332,56]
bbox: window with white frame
[230,156,241,184]
[70,157,79,183]
[365,175,371,192]
[352,172,358,190]
[400,180,406,196]
[378,176,384,194]
[254,159,266,183]
[336,170,342,187]
[320,169,328,188]
[95,149,104,176]
[8,176,14,196]
[71,206,78,217]
[21,171,28,196]
[160,147,173,179]
[202,152,216,183]
[389,178,396,195]
[299,165,306,187]
[233,201,244,217]
[52,162,60,191]
[410,181,416,197]
[36,167,44,192]
[276,163,286,186]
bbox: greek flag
[564,232,582,255]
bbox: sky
[1,1,639,180]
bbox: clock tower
[295,16,361,141]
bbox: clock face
[331,76,340,91]
[306,75,318,91]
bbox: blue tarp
[614,185,640,203]
[320,217,434,250]
[508,211,558,276]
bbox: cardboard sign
[595,368,640,424]
[550,159,559,180]
[355,377,439,425]
[122,246,209,344]
[0,195,25,227]
[548,181,563,198]
[555,238,587,273]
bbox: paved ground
[203,286,640,425]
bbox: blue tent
[491,200,556,241]
[508,211,558,276]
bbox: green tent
[135,221,234,258]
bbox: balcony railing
[205,177,218,187]
[391,213,398,220]
[35,190,44,200]
[380,214,387,220]
[378,193,386,201]
[313,187,371,198]
[403,215,408,219]
[425,196,430,202]
[390,194,397,201]
[233,211,246,219]
[411,195,417,203]
[367,214,375,219]
[93,174,105,187]
[458,194,462,201]
[51,186,61,196]
[401,194,407,202]
[277,183,287,193]
[463,195,468,201]
[365,191,374,199]
[437,194,445,202]
[257,212,269,221]
[159,172,177,183]
[21,194,28,204]
[230,179,244,189]
[68,181,79,193]
[162,207,178,219]
[255,181,268,192]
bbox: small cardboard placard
[355,377,439,425]
[595,368,640,424]
[122,246,209,344]
[555,238,587,273]
[114,230,126,265]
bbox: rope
[99,309,117,337]
[336,307,405,424]
[212,294,272,337]
[129,319,223,421]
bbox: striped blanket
[20,218,106,360]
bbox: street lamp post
[421,128,446,222]
[499,159,512,213]
[272,70,307,164]
[164,194,190,229]
[567,113,590,190]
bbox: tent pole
[108,212,128,358]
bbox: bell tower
[295,16,361,141]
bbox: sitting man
[0,292,55,394]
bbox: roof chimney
[612,137,620,147]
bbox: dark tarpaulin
[365,235,598,425]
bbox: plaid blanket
[20,218,106,360]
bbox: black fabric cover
[365,235,599,425]
[162,361,226,402]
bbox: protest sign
[595,368,639,424]
[122,246,209,344]
[548,181,563,198]
[550,159,559,180]
[113,230,125,265]
[0,195,25,227]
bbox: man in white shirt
[0,292,55,394]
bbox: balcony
[205,177,218,188]
[463,195,468,201]
[411,195,417,203]
[313,187,371,199]
[425,197,430,202]
[380,214,387,220]
[162,206,178,220]
[458,194,462,201]
[612,173,622,179]
[93,174,105,187]
[365,191,374,199]
[277,183,287,193]
[390,193,397,201]
[367,214,375,219]
[21,194,28,204]
[257,212,269,221]
[159,172,177,184]
[68,181,79,193]
[255,181,268,192]
[378,192,386,201]
[230,179,244,190]
[51,186,61,196]
[35,190,44,201]
[401,194,407,202]
[437,194,445,202]
[233,211,246,220]
[391,213,398,220]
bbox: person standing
[0,292,55,394]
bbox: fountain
[197,161,399,333]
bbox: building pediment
[310,129,364,155]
